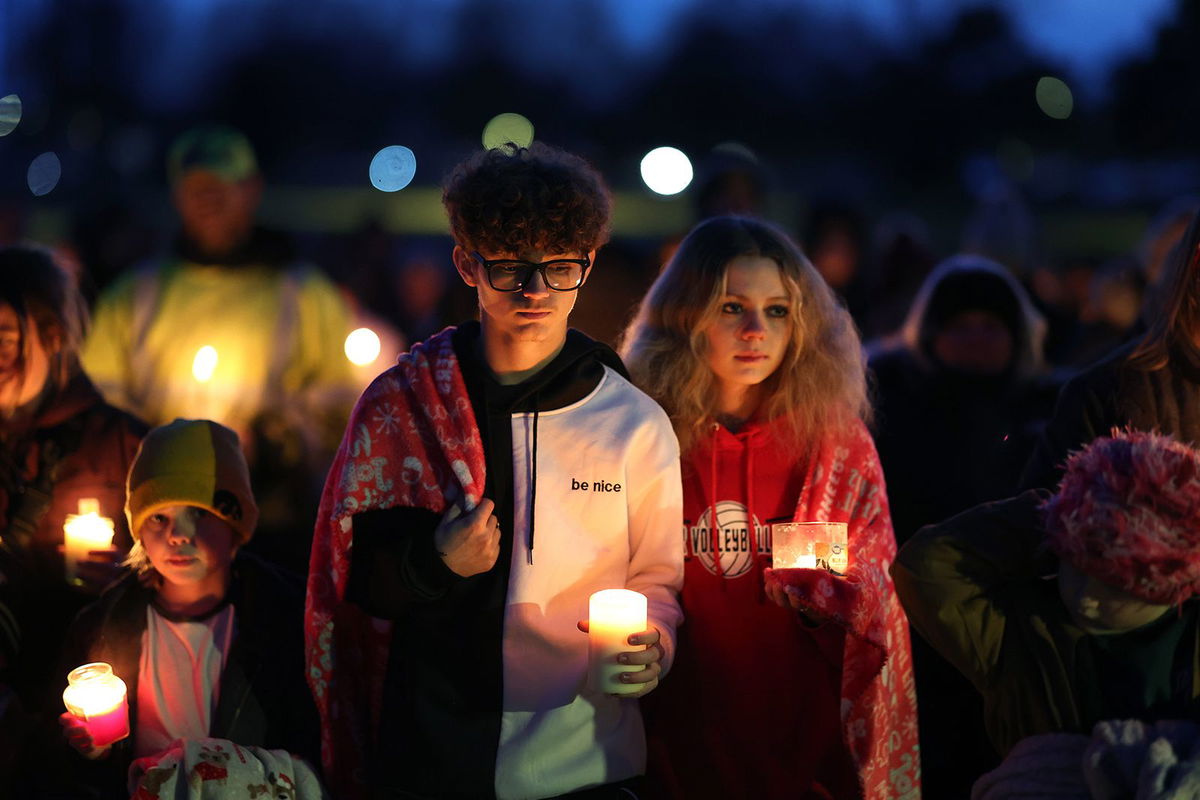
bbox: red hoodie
[644,416,921,800]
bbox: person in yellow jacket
[82,126,360,572]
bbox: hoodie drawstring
[528,398,540,565]
[745,438,765,603]
[708,426,724,586]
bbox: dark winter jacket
[892,490,1200,757]
[0,373,146,583]
[52,553,319,799]
[871,348,1057,545]
[1021,338,1200,490]
[1,373,146,712]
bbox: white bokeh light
[192,346,218,383]
[640,147,693,196]
[344,328,382,366]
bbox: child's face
[1057,560,1171,634]
[139,505,238,586]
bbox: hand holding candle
[584,589,663,697]
[62,662,129,752]
[772,521,849,574]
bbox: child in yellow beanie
[50,419,319,798]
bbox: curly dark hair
[442,142,612,257]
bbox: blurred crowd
[1,126,1199,799]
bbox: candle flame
[192,345,218,382]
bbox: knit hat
[167,125,259,185]
[126,419,258,544]
[1042,429,1200,606]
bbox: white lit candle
[63,498,116,585]
[62,662,130,747]
[588,589,647,695]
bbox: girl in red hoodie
[623,216,920,800]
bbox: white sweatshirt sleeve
[623,409,685,675]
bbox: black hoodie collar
[452,321,628,413]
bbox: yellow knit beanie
[126,419,258,543]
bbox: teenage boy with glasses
[307,142,684,800]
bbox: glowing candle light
[772,522,849,574]
[62,662,130,747]
[588,589,647,695]
[344,327,382,366]
[192,345,218,383]
[63,498,115,584]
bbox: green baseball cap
[167,125,259,185]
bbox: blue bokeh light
[28,152,62,196]
[369,145,417,192]
[0,94,20,137]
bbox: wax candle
[772,521,849,573]
[588,589,647,695]
[63,498,116,585]
[62,662,130,747]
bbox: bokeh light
[1035,77,1073,120]
[344,327,382,366]
[27,152,62,196]
[192,345,218,383]
[0,95,21,136]
[369,145,417,192]
[640,147,693,196]
[482,113,534,150]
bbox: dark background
[1,0,1198,340]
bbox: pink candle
[63,662,130,747]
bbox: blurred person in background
[1139,197,1199,289]
[869,254,1054,797]
[961,184,1039,281]
[872,254,1052,545]
[81,125,360,574]
[857,212,937,344]
[801,201,868,323]
[692,143,768,221]
[1133,197,1200,345]
[392,240,466,344]
[0,246,147,711]
[624,216,919,800]
[1022,209,1200,490]
[1064,255,1145,367]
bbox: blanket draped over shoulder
[304,328,486,799]
[767,420,922,799]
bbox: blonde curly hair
[620,216,869,455]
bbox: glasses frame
[471,251,590,293]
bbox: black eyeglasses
[472,251,590,292]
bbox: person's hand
[74,548,124,593]
[58,713,110,760]
[433,498,500,577]
[764,571,832,627]
[578,621,665,698]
